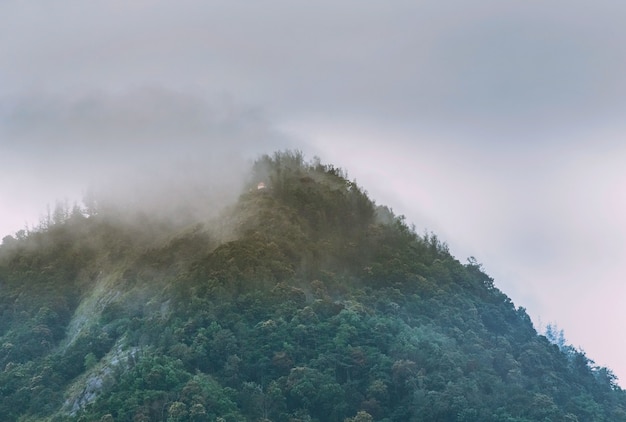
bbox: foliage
[0,151,624,421]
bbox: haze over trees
[0,151,624,421]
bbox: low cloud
[0,88,295,229]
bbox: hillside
[0,151,624,421]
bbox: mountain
[0,151,624,421]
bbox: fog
[1,88,295,229]
[2,0,626,384]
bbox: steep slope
[0,151,624,421]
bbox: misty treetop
[0,150,624,421]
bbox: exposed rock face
[63,344,139,415]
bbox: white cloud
[0,88,294,231]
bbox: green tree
[167,401,188,422]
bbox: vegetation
[0,151,624,421]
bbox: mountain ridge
[0,151,624,421]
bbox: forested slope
[0,151,624,421]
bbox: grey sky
[2,1,626,381]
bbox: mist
[3,0,626,385]
[0,88,295,232]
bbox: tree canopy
[0,151,624,421]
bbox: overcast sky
[2,1,626,382]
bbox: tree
[344,410,374,422]
[545,322,567,351]
[167,401,188,422]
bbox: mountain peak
[0,151,624,421]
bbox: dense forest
[0,151,624,421]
